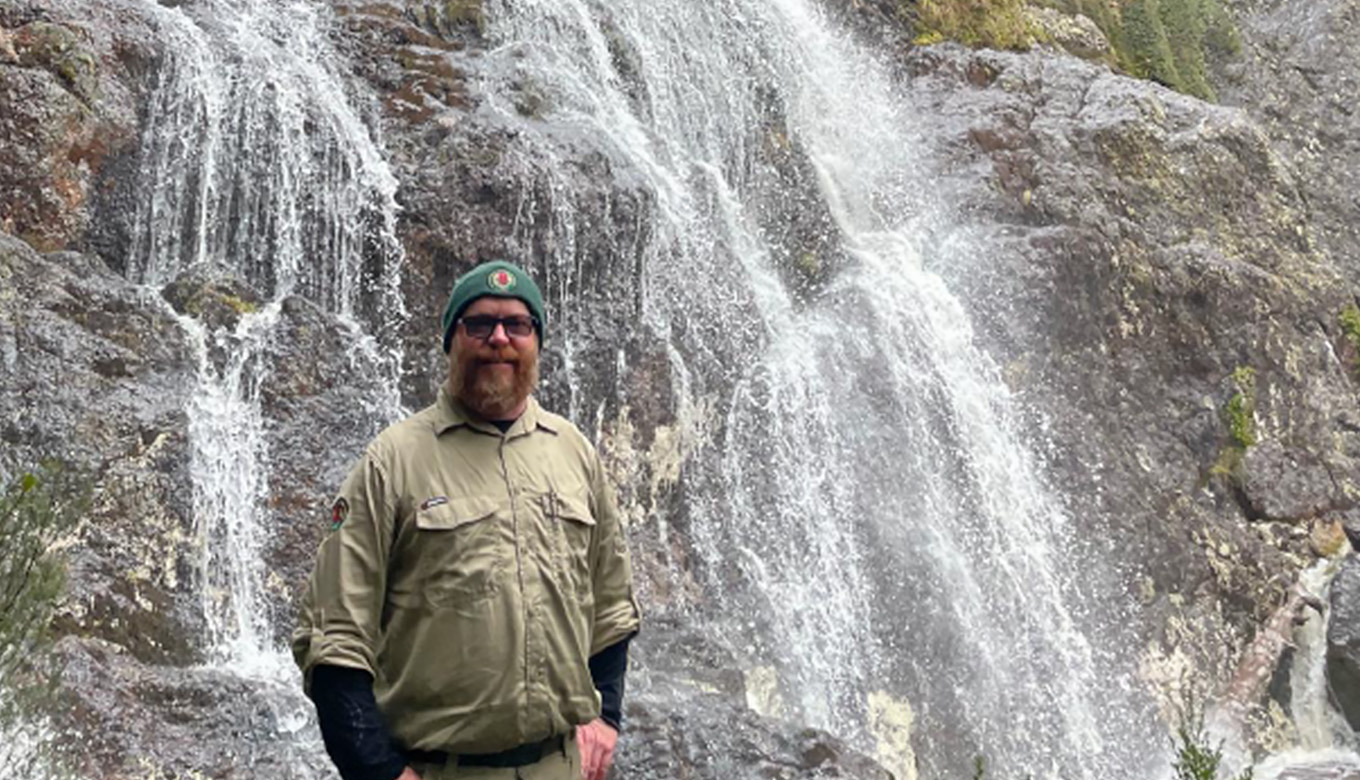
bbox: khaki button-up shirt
[292,388,641,754]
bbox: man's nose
[487,322,511,345]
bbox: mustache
[469,347,523,364]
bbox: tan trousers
[412,732,580,780]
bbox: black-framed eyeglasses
[458,315,538,339]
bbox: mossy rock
[513,76,547,118]
[1224,365,1257,449]
[160,269,262,331]
[908,0,1041,51]
[1340,303,1360,378]
[444,0,483,25]
[410,0,485,39]
[1026,5,1111,60]
[794,251,822,280]
[1205,366,1257,488]
[13,21,98,105]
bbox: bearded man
[293,260,641,780]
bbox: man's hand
[395,767,421,780]
[576,718,618,780]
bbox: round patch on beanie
[488,269,517,291]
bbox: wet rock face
[621,676,894,780]
[1327,556,1360,732]
[0,0,158,257]
[0,231,203,666]
[1026,5,1110,60]
[901,42,1358,712]
[1214,0,1360,278]
[48,635,332,779]
[259,292,404,646]
[0,229,398,767]
[619,622,894,780]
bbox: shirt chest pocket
[412,496,505,609]
[545,491,597,597]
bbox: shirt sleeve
[586,446,642,656]
[309,664,409,780]
[292,447,397,687]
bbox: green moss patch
[1225,365,1257,449]
[14,21,99,105]
[1340,303,1360,378]
[218,292,258,315]
[907,0,1041,51]
[1208,365,1256,483]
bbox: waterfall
[1288,562,1357,754]
[122,0,406,767]
[112,0,1166,774]
[1251,558,1360,780]
[479,0,1163,776]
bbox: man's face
[447,296,540,420]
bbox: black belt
[408,734,565,768]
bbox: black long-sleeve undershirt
[309,637,632,780]
[309,664,408,780]
[588,637,629,731]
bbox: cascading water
[478,0,1164,776]
[1251,558,1360,780]
[124,0,405,767]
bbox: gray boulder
[47,635,333,778]
[619,621,896,780]
[1327,555,1360,732]
[620,674,895,780]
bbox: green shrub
[1200,0,1242,58]
[1037,0,1240,100]
[908,0,1040,50]
[1171,703,1253,780]
[1205,366,1255,484]
[0,461,85,766]
[1157,0,1214,97]
[1122,0,1183,85]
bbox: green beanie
[441,260,546,352]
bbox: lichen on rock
[13,21,98,105]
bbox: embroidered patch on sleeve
[330,497,350,531]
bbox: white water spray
[480,0,1161,775]
[132,0,405,670]
[1251,558,1360,780]
[118,2,406,771]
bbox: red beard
[449,343,540,420]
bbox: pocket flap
[555,493,596,526]
[415,496,499,531]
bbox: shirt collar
[433,386,558,438]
